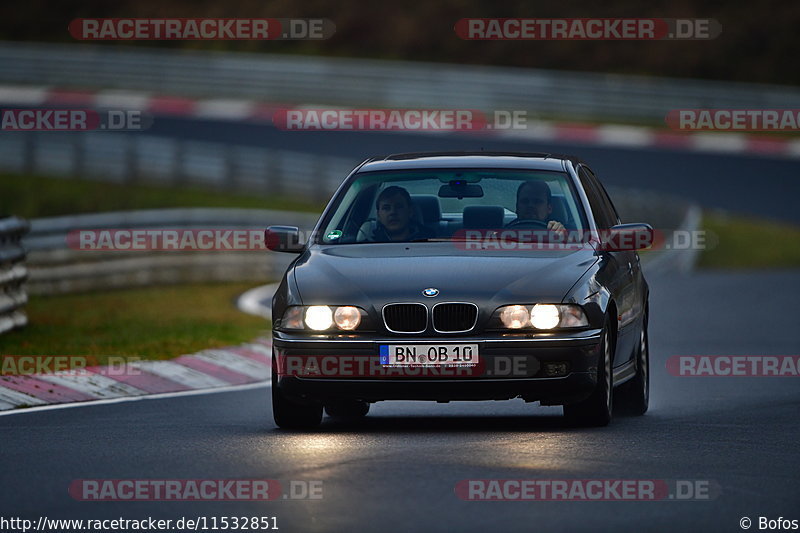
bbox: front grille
[383,303,427,333]
[433,303,478,332]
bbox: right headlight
[305,306,334,331]
[496,304,589,330]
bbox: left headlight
[495,304,589,330]
[280,305,366,331]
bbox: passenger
[369,186,434,242]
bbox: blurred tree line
[2,0,799,85]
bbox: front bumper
[272,329,602,404]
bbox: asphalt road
[2,268,798,533]
[148,116,800,224]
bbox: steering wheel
[504,218,549,229]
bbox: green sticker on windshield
[326,230,343,240]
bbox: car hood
[292,242,598,309]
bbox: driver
[369,186,434,242]
[508,181,566,232]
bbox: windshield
[315,168,589,244]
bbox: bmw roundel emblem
[422,288,439,297]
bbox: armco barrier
[24,208,320,294]
[0,133,358,204]
[1,41,799,122]
[0,216,30,334]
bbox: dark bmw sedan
[266,152,652,428]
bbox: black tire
[615,317,649,416]
[563,320,613,427]
[325,400,370,419]
[272,354,322,429]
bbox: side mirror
[600,223,654,251]
[265,226,305,253]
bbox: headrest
[411,194,442,224]
[463,205,505,229]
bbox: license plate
[379,344,478,366]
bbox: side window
[586,168,621,226]
[578,167,615,229]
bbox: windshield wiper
[409,237,471,242]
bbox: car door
[578,166,638,366]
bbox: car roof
[358,151,584,173]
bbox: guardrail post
[72,133,86,179]
[123,134,140,184]
[313,157,331,204]
[225,144,238,191]
[0,216,31,336]
[174,139,186,185]
[265,150,283,197]
[22,133,36,175]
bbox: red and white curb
[1,84,799,159]
[0,339,273,412]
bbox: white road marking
[236,283,278,319]
[787,139,800,158]
[194,350,271,379]
[128,360,230,388]
[242,343,273,358]
[194,99,256,120]
[94,90,153,109]
[597,125,655,147]
[0,85,49,105]
[691,132,748,152]
[36,371,148,399]
[0,382,269,417]
[0,386,47,407]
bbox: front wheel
[272,353,322,429]
[615,318,649,416]
[563,322,613,427]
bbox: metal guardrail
[0,216,30,334]
[25,208,320,294]
[1,41,799,122]
[0,132,359,203]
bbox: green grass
[1,172,323,218]
[1,282,270,369]
[698,213,800,268]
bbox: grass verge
[698,213,800,268]
[1,172,323,218]
[1,282,270,370]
